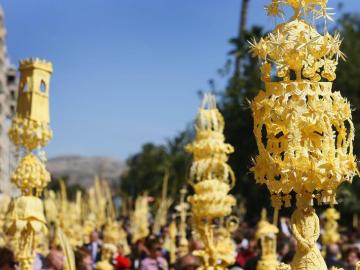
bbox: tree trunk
[234,0,250,78]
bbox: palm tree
[234,0,250,78]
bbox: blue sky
[2,0,360,160]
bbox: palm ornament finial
[250,1,359,270]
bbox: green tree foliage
[334,14,360,219]
[120,131,192,199]
[335,14,360,151]
[219,26,270,221]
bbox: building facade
[0,6,17,193]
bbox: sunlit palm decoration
[174,188,190,257]
[153,173,173,235]
[322,207,340,246]
[250,1,358,270]
[7,59,53,270]
[256,209,279,270]
[187,94,237,270]
[130,194,150,243]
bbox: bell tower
[17,59,52,124]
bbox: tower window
[22,82,29,92]
[10,105,15,115]
[7,75,15,85]
[40,80,46,93]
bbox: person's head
[117,243,125,255]
[46,248,65,270]
[147,238,162,259]
[90,231,99,242]
[248,239,258,252]
[277,240,290,257]
[189,239,204,252]
[345,247,360,267]
[0,247,17,270]
[75,248,92,270]
[326,244,340,259]
[175,255,201,270]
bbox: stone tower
[0,6,18,193]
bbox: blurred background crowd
[1,213,360,270]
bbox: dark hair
[345,247,360,259]
[282,250,295,264]
[75,247,91,269]
[146,235,161,250]
[277,240,290,253]
[0,247,16,268]
[175,255,201,270]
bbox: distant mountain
[46,155,125,188]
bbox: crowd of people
[232,218,360,270]
[1,215,360,270]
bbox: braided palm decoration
[251,0,358,207]
[250,1,359,270]
[187,94,237,270]
[7,59,53,270]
